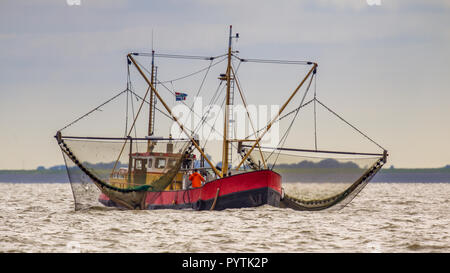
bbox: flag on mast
[175,92,188,101]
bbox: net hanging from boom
[234,64,388,210]
[57,134,191,210]
[240,145,386,211]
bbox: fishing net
[57,134,191,210]
[240,145,387,210]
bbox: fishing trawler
[56,26,387,211]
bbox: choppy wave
[0,183,449,252]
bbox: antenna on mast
[151,29,154,51]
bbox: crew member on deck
[189,169,205,188]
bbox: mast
[221,25,237,176]
[147,50,156,152]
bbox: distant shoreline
[0,169,69,183]
[0,168,449,183]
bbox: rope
[202,91,227,150]
[315,98,386,151]
[210,188,220,210]
[125,90,129,137]
[269,73,315,168]
[129,88,139,152]
[111,86,152,173]
[195,59,213,102]
[158,57,227,84]
[133,58,237,150]
[58,89,127,132]
[232,54,312,66]
[133,58,243,165]
[126,63,140,146]
[175,58,215,140]
[244,99,314,140]
[313,74,318,150]
[125,63,131,136]
[127,89,173,121]
[134,52,227,61]
[130,57,229,161]
[241,145,384,157]
[231,62,267,169]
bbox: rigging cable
[315,98,386,151]
[231,61,267,169]
[129,85,140,152]
[268,72,315,169]
[127,90,173,121]
[173,58,215,140]
[125,60,131,137]
[58,89,127,132]
[130,58,225,143]
[245,98,315,140]
[132,58,235,145]
[314,72,318,150]
[158,57,227,84]
[201,89,227,150]
[193,58,246,156]
[132,52,227,61]
[232,54,312,66]
[181,58,214,134]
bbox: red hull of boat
[99,170,282,210]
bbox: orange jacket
[189,172,205,188]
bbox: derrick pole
[147,50,156,152]
[221,25,233,176]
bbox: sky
[0,0,449,169]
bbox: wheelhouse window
[147,158,153,169]
[135,159,142,170]
[168,158,177,168]
[156,158,166,169]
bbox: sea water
[0,183,449,252]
